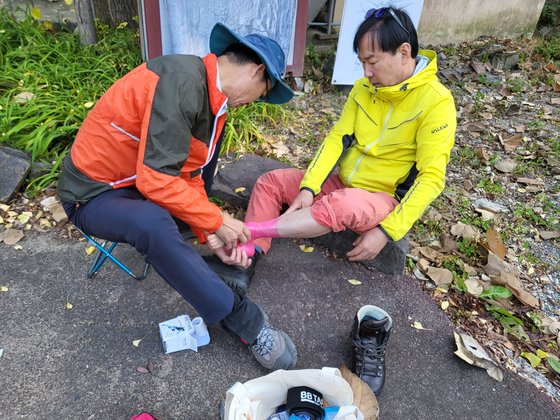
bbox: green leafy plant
[0,9,142,195]
[223,103,288,154]
[485,304,529,341]
[480,286,513,300]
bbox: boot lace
[352,338,387,377]
[252,324,276,357]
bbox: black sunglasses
[364,7,410,38]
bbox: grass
[0,9,142,193]
[0,9,288,195]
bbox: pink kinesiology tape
[236,241,255,257]
[246,218,280,240]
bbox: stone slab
[0,146,31,203]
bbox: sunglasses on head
[364,7,410,38]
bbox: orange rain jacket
[57,54,227,240]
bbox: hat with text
[209,22,294,105]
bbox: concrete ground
[1,231,559,419]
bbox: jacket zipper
[346,101,393,184]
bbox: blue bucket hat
[209,23,294,105]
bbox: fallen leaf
[450,222,478,240]
[425,266,453,286]
[411,321,428,330]
[417,246,441,262]
[234,187,246,194]
[64,302,73,310]
[539,230,560,240]
[494,158,517,173]
[147,359,155,373]
[441,301,449,310]
[17,212,33,224]
[485,229,506,259]
[516,177,544,185]
[85,246,96,255]
[65,0,74,5]
[536,349,549,359]
[14,91,35,104]
[271,141,290,158]
[521,352,541,368]
[548,357,560,374]
[13,245,23,250]
[0,229,24,245]
[475,147,491,163]
[465,279,483,296]
[491,271,539,308]
[0,286,8,292]
[453,332,503,381]
[501,134,522,152]
[0,204,9,212]
[0,216,4,224]
[136,366,149,374]
[299,245,314,253]
[84,101,94,108]
[132,339,142,347]
[347,279,362,285]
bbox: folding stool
[79,230,150,280]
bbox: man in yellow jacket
[205,6,456,396]
[207,7,456,277]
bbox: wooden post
[76,0,97,45]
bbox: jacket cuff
[378,225,394,241]
[300,187,316,197]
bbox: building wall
[330,0,546,44]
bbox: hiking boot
[350,305,393,396]
[250,322,297,371]
[203,253,258,296]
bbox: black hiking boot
[203,253,258,296]
[350,305,393,396]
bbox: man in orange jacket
[57,23,297,371]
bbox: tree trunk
[92,0,138,28]
[76,0,97,45]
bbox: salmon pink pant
[245,168,399,253]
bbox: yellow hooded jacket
[300,50,456,241]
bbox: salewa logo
[431,124,448,134]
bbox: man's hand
[285,189,314,215]
[214,212,250,249]
[206,233,251,268]
[346,227,389,261]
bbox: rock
[211,154,408,276]
[0,147,31,203]
[211,154,290,209]
[29,160,53,181]
[490,51,520,71]
[312,230,408,276]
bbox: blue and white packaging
[158,314,210,354]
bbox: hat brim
[209,23,294,105]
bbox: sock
[246,218,281,240]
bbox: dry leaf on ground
[0,229,24,245]
[426,266,453,286]
[485,229,507,259]
[453,331,503,381]
[339,364,379,420]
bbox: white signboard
[158,0,297,65]
[332,0,425,85]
